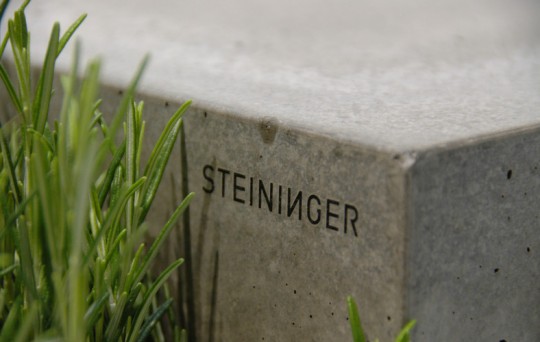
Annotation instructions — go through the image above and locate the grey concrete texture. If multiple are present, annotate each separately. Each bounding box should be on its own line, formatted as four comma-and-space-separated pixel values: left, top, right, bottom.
407, 129, 540, 341
16, 0, 540, 152
4, 0, 539, 340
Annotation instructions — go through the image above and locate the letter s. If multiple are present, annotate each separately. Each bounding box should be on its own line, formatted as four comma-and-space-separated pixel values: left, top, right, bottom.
203, 165, 215, 193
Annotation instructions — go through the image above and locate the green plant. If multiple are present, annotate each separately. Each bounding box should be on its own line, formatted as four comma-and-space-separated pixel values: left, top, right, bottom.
347, 296, 416, 342
0, 1, 193, 340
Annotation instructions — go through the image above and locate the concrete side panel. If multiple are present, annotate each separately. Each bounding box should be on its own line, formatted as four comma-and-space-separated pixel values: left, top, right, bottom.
183, 108, 409, 341
408, 129, 540, 341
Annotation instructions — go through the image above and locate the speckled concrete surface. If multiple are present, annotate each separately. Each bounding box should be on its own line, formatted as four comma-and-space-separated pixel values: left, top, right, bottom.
13, 0, 540, 152
4, 0, 540, 340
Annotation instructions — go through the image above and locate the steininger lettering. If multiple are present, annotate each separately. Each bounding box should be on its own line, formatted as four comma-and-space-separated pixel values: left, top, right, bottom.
202, 164, 359, 237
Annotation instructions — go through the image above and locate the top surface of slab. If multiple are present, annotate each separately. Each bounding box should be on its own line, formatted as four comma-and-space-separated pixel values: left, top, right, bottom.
16, 0, 540, 152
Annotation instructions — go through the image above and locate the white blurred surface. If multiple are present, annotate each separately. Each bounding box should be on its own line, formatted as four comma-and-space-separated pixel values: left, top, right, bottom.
7, 0, 540, 151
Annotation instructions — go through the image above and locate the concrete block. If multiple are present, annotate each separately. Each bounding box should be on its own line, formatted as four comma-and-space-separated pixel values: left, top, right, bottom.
6, 0, 540, 340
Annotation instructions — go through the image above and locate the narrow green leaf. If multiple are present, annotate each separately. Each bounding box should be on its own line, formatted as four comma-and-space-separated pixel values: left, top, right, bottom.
128, 258, 184, 342
0, 30, 10, 58
0, 0, 10, 25
13, 303, 38, 342
78, 60, 101, 127
84, 177, 146, 266
106, 176, 146, 233
18, 0, 30, 12
394, 320, 416, 342
31, 137, 57, 260
26, 128, 55, 153
0, 64, 23, 113
103, 229, 126, 268
98, 140, 126, 207
15, 217, 38, 302
125, 101, 138, 235
90, 185, 103, 227
125, 281, 143, 314
33, 22, 60, 134
347, 296, 366, 342
133, 192, 194, 285
105, 291, 129, 341
109, 55, 150, 140
179, 328, 188, 342
84, 292, 109, 328
5, 191, 36, 228
0, 263, 16, 277
8, 18, 31, 121
109, 164, 124, 209
139, 100, 191, 222
136, 298, 173, 342
0, 128, 21, 203
59, 42, 80, 126
0, 289, 5, 316
135, 102, 144, 165
125, 243, 145, 291
0, 298, 21, 340
14, 10, 28, 48
57, 13, 87, 56
89, 104, 104, 128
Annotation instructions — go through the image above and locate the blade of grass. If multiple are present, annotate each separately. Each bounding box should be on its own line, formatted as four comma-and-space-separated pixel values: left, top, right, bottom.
105, 291, 129, 341
123, 242, 145, 292
109, 55, 149, 140
0, 0, 10, 24
106, 176, 145, 234
125, 101, 138, 236
0, 29, 10, 58
0, 128, 22, 203
83, 177, 146, 267
30, 135, 58, 264
133, 192, 193, 285
109, 164, 124, 210
15, 216, 38, 303
84, 291, 109, 328
0, 298, 21, 340
8, 13, 31, 121
394, 320, 416, 342
98, 140, 126, 207
57, 13, 87, 56
0, 289, 5, 315
0, 64, 23, 114
5, 191, 35, 228
347, 296, 366, 342
26, 128, 55, 153
13, 9, 28, 49
33, 22, 60, 134
136, 298, 174, 342
128, 258, 184, 342
103, 229, 126, 268
18, 0, 30, 12
59, 42, 80, 128
138, 100, 191, 222
0, 263, 16, 277
13, 303, 38, 342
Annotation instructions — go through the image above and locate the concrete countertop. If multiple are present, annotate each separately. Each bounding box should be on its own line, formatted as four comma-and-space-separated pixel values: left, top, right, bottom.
10, 0, 540, 152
